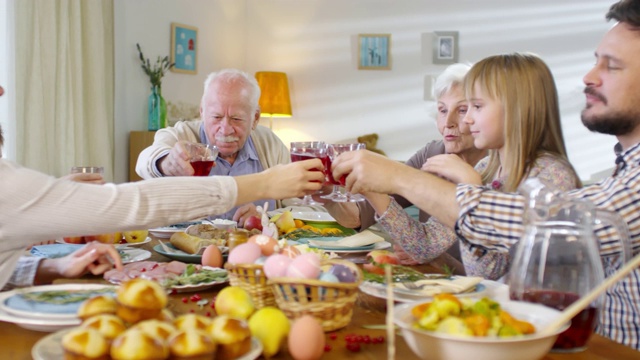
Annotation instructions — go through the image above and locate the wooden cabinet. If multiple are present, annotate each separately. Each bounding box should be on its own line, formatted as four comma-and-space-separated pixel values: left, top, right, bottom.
128, 131, 156, 182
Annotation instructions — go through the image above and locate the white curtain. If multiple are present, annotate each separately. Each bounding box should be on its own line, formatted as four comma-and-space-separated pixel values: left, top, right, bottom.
14, 0, 114, 179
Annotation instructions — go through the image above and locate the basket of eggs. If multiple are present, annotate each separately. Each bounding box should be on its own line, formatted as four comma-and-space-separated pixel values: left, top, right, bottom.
223, 234, 284, 309
265, 254, 363, 332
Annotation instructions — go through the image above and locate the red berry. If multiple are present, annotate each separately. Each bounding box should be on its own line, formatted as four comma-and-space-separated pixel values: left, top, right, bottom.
141, 268, 146, 272
190, 294, 202, 302
363, 335, 371, 344
169, 289, 177, 295
346, 342, 361, 352
329, 333, 337, 340
181, 297, 188, 303
324, 344, 332, 352
355, 335, 364, 343
189, 309, 195, 313
205, 312, 211, 317
376, 336, 385, 343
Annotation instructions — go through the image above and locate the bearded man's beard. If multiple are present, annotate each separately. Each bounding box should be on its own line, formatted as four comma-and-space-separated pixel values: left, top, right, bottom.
581, 109, 640, 136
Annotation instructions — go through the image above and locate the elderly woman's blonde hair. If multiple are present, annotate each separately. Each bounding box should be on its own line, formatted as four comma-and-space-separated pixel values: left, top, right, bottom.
464, 52, 579, 192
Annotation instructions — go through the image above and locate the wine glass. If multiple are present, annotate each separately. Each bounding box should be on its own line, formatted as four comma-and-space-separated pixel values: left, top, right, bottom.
324, 143, 366, 203
290, 141, 326, 206
185, 143, 219, 176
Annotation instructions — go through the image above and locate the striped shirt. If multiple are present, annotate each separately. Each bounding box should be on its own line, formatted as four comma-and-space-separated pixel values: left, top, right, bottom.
455, 142, 640, 350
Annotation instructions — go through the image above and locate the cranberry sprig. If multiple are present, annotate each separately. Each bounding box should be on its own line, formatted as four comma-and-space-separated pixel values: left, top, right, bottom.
329, 332, 386, 353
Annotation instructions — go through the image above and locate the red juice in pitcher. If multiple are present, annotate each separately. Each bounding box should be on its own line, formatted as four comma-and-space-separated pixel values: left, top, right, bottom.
191, 160, 214, 176
519, 290, 597, 351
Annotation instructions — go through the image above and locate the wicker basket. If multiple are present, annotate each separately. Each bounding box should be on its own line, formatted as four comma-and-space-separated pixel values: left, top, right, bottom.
223, 263, 276, 309
268, 258, 363, 332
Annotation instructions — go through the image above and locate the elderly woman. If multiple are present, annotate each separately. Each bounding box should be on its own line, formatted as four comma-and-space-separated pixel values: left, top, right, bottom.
323, 63, 487, 271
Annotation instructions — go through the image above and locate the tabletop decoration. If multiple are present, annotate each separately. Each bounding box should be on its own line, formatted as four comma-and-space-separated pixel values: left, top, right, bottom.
136, 43, 174, 131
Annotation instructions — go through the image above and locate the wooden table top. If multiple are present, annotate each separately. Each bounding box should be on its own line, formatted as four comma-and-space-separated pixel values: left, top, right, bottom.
0, 239, 638, 360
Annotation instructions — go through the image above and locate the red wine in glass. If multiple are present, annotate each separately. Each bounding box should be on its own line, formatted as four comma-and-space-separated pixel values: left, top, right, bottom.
322, 156, 340, 185
517, 290, 597, 351
191, 160, 215, 176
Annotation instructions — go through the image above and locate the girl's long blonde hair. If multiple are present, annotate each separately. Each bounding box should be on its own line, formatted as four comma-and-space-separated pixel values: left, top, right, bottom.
464, 53, 580, 192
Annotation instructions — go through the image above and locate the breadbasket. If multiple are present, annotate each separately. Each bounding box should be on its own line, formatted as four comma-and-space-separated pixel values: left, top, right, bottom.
223, 263, 276, 308
268, 258, 363, 331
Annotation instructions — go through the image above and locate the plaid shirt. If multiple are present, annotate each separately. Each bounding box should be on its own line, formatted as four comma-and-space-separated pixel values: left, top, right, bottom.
455, 142, 640, 350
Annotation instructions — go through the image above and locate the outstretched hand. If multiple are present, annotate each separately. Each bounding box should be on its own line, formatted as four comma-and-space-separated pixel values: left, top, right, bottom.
421, 154, 482, 185
261, 159, 325, 199
54, 242, 123, 278
331, 149, 408, 195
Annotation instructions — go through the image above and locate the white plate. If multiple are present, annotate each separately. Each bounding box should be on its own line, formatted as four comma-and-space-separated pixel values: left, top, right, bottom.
290, 211, 337, 223
55, 237, 152, 248
359, 278, 508, 303
119, 248, 152, 264
32, 329, 263, 360
0, 284, 116, 322
149, 221, 206, 238
326, 240, 391, 254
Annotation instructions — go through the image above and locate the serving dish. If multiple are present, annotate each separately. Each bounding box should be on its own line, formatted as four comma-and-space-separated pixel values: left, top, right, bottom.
152, 243, 203, 263
290, 211, 337, 223
32, 329, 263, 360
393, 299, 569, 360
55, 237, 152, 248
149, 221, 205, 238
359, 277, 503, 303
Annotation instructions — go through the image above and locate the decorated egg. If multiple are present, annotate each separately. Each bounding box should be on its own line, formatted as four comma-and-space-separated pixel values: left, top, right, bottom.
286, 253, 321, 279
227, 242, 262, 264
263, 254, 293, 279
319, 272, 339, 283
281, 245, 301, 259
247, 234, 279, 256
328, 264, 356, 283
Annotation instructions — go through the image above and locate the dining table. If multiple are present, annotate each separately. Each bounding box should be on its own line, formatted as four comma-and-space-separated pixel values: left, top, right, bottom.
0, 237, 638, 360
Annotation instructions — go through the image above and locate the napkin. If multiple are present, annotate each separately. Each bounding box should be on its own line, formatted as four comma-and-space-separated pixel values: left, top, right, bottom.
30, 244, 84, 258
394, 276, 483, 296
307, 230, 384, 249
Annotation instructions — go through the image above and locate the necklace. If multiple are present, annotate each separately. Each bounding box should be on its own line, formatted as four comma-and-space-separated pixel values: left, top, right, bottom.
491, 166, 504, 190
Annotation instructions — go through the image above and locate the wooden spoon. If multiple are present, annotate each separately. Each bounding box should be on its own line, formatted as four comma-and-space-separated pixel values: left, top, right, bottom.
541, 251, 640, 335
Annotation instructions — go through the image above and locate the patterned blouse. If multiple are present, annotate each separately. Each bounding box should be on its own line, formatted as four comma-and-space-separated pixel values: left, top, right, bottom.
455, 142, 640, 350
376, 153, 579, 280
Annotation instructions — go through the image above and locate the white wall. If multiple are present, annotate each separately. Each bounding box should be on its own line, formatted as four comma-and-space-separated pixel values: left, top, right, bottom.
114, 0, 616, 183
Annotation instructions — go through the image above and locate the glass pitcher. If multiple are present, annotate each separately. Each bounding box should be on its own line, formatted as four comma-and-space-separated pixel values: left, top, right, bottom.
508, 178, 631, 352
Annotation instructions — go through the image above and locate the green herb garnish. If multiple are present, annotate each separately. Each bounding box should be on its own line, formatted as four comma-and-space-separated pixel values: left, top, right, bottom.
162, 268, 228, 288
20, 288, 115, 305
363, 264, 451, 284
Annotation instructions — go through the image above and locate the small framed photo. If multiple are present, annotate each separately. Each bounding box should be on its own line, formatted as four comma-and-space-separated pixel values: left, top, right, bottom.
358, 34, 391, 70
432, 31, 459, 65
170, 22, 198, 74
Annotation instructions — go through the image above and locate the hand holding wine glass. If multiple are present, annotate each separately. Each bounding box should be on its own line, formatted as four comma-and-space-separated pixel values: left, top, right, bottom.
290, 141, 326, 205
185, 143, 219, 176
325, 143, 366, 202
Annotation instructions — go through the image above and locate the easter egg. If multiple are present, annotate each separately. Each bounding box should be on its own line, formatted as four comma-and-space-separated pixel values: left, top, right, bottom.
263, 254, 293, 279
288, 315, 325, 360
227, 242, 262, 264
201, 245, 224, 268
286, 253, 321, 279
281, 245, 301, 259
328, 264, 356, 283
248, 234, 279, 256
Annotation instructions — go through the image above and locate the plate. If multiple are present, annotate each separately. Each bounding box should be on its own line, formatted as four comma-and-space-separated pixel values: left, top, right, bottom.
0, 284, 116, 321
320, 240, 391, 254
169, 267, 229, 293
149, 221, 205, 238
153, 243, 202, 264
305, 237, 376, 251
55, 237, 152, 248
32, 329, 263, 360
291, 211, 337, 223
359, 278, 507, 303
119, 248, 152, 264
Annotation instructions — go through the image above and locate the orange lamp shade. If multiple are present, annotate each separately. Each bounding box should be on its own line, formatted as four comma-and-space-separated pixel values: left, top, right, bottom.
255, 71, 292, 117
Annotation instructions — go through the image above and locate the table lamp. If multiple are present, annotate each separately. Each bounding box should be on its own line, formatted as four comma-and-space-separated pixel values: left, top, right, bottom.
255, 71, 292, 129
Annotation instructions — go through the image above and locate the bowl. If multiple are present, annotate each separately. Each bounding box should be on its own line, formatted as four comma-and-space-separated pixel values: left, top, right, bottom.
208, 219, 238, 231
393, 299, 570, 360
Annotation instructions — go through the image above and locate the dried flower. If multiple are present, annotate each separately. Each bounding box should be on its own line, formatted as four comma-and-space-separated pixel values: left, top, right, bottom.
136, 43, 174, 87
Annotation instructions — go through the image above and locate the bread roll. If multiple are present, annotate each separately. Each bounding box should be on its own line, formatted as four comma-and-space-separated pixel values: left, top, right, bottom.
168, 329, 216, 360
207, 315, 252, 360
173, 314, 211, 331
81, 314, 127, 341
62, 327, 110, 360
131, 319, 177, 342
110, 328, 169, 360
116, 279, 167, 324
169, 232, 216, 254
77, 295, 118, 321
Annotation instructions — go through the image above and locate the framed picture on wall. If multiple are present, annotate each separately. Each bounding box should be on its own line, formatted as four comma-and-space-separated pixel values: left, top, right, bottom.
432, 31, 459, 64
170, 23, 198, 74
358, 34, 391, 70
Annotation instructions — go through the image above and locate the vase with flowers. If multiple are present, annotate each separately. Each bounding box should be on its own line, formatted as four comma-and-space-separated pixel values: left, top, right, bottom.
136, 43, 174, 131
